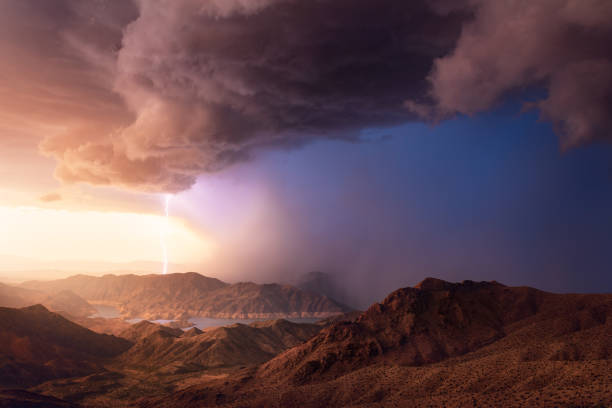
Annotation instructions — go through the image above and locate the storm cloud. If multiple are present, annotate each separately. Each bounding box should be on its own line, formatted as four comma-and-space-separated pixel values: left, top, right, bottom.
3, 0, 612, 192
39, 0, 465, 192
408, 0, 612, 149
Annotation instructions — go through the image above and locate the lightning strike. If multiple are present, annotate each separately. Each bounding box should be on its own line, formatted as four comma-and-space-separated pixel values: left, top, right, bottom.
160, 194, 172, 274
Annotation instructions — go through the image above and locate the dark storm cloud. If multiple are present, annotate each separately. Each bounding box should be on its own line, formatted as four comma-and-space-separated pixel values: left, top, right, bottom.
36, 0, 467, 192
3, 0, 612, 192
0, 0, 136, 123
407, 0, 612, 149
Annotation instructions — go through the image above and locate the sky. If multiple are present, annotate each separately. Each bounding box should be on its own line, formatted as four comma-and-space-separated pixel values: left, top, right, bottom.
1, 0, 611, 306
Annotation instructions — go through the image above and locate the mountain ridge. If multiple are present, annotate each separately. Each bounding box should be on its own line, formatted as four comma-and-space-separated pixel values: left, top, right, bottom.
8, 277, 612, 407
0, 304, 131, 388
137, 277, 612, 407
21, 272, 350, 320
0, 282, 95, 317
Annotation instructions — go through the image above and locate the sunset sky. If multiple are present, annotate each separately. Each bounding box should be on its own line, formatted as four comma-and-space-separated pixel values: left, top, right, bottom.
1, 0, 611, 305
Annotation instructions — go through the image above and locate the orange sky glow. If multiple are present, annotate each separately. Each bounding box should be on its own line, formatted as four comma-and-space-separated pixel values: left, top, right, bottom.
0, 204, 214, 277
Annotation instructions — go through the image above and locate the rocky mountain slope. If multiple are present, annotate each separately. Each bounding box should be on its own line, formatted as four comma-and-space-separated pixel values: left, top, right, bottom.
0, 283, 95, 317
58, 314, 132, 337
40, 290, 96, 318
22, 272, 349, 319
0, 390, 79, 408
31, 319, 323, 406
116, 319, 322, 374
9, 278, 612, 407
119, 320, 184, 343
137, 278, 612, 407
0, 305, 131, 388
260, 278, 536, 384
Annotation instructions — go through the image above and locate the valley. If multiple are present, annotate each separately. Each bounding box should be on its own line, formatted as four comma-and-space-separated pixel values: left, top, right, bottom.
1, 277, 611, 407
20, 272, 350, 320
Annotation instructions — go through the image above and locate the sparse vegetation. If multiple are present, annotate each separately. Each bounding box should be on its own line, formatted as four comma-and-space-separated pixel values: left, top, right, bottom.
2, 278, 612, 407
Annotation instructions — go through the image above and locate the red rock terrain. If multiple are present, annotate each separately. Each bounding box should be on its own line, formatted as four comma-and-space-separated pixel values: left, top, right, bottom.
137, 278, 612, 407
0, 305, 131, 388
0, 389, 78, 408
116, 319, 322, 374
6, 278, 612, 407
31, 319, 324, 406
58, 314, 132, 337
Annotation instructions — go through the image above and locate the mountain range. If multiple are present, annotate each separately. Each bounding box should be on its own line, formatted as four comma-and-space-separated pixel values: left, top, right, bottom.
2, 277, 611, 407
0, 305, 130, 389
0, 282, 95, 317
139, 278, 612, 407
116, 319, 322, 374
22, 272, 350, 320
28, 317, 326, 406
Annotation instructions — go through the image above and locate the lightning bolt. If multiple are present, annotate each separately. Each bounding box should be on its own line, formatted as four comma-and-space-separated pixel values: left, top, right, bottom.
160, 194, 172, 274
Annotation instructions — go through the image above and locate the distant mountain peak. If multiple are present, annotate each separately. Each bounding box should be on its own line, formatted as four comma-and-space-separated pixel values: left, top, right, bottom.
414, 277, 505, 291
414, 277, 452, 290
182, 327, 203, 337
20, 303, 49, 313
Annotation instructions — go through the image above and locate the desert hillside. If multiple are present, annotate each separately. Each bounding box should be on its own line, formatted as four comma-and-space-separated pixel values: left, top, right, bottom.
31, 318, 324, 406
5, 278, 612, 407
137, 278, 612, 407
22, 272, 349, 319
116, 319, 322, 373
0, 390, 79, 408
0, 305, 131, 388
